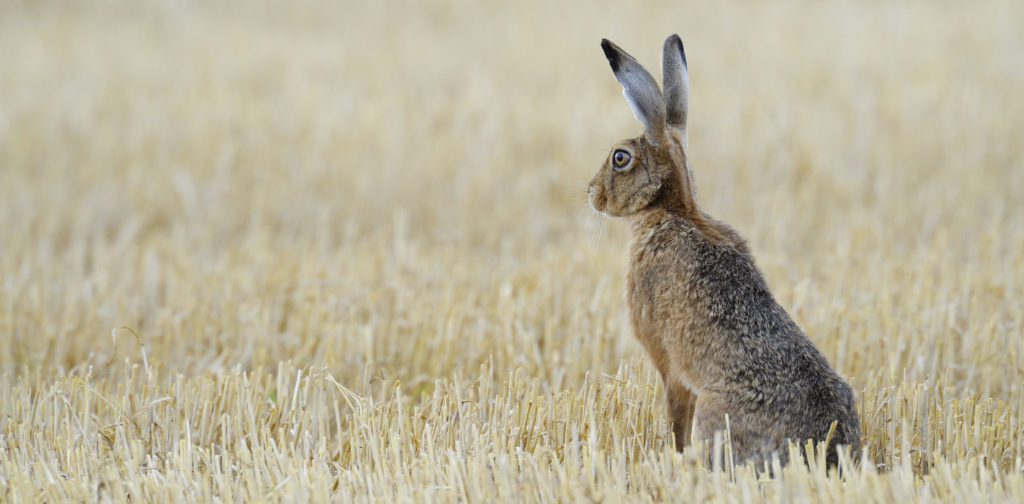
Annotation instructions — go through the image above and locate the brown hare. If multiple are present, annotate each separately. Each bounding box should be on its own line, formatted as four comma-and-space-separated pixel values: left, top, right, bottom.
588, 35, 860, 469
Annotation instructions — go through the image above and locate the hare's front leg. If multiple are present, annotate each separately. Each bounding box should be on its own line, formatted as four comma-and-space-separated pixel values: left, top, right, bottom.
666, 381, 697, 451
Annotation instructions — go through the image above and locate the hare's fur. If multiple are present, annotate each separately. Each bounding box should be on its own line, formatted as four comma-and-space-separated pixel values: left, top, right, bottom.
588, 36, 860, 468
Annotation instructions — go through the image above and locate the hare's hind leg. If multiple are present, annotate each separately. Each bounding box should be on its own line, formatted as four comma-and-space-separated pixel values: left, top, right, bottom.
693, 391, 775, 468
665, 381, 696, 451
692, 392, 726, 465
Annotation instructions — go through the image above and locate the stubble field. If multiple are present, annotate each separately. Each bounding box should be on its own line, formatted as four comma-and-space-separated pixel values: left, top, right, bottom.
1, 0, 1023, 501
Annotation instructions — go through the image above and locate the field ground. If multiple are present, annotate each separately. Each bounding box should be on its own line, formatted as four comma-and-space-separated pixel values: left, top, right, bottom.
2, 0, 1023, 501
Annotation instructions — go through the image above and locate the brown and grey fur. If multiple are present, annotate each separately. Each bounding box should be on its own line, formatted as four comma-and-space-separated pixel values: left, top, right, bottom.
588, 35, 860, 468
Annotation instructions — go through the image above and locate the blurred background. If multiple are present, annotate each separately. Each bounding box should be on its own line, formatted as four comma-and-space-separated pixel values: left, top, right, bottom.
1, 0, 1022, 398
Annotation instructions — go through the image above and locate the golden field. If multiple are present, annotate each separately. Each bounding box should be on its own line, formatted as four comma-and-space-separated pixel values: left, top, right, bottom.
1, 0, 1023, 501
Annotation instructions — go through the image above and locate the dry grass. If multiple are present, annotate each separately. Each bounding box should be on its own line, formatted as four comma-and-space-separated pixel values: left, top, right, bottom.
2, 0, 1023, 501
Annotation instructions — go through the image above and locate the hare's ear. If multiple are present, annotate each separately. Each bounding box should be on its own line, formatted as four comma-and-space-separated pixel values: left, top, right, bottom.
662, 34, 688, 130
601, 39, 666, 145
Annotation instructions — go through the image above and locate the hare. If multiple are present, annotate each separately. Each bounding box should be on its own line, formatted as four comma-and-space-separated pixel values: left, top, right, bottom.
588, 35, 860, 469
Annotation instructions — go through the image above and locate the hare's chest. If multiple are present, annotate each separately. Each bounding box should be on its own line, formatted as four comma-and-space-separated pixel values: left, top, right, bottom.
625, 257, 708, 386
626, 253, 700, 338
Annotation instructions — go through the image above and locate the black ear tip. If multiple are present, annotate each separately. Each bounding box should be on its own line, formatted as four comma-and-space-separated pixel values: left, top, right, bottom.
600, 39, 620, 71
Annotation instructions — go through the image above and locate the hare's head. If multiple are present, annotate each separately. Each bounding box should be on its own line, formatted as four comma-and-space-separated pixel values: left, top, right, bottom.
588, 35, 693, 217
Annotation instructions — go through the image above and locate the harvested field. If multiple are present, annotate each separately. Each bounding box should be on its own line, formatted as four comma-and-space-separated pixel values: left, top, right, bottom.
1, 1, 1022, 501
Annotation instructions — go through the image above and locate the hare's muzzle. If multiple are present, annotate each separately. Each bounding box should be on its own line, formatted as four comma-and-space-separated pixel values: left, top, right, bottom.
587, 184, 601, 212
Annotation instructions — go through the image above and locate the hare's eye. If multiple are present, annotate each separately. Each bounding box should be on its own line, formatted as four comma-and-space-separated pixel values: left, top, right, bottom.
612, 149, 632, 169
